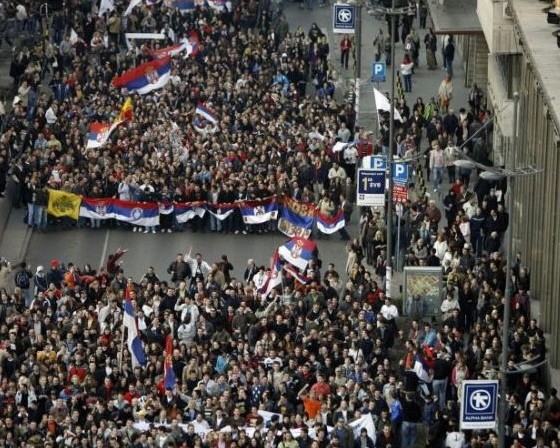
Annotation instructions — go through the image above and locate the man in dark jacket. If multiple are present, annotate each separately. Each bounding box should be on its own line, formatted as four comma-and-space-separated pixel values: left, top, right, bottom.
167, 253, 192, 285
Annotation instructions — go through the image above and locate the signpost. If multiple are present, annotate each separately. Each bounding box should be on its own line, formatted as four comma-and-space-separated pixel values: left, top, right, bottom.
460, 380, 499, 430
333, 3, 356, 34
371, 61, 386, 84
356, 169, 385, 207
363, 155, 409, 184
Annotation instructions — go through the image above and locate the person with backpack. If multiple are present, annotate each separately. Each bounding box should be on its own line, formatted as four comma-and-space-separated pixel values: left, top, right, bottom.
14, 261, 33, 306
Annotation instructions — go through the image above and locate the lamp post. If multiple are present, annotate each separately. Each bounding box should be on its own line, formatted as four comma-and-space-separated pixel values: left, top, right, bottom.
453, 93, 542, 444
371, 0, 416, 297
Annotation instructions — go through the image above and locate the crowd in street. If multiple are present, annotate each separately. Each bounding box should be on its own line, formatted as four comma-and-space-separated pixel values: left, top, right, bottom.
0, 0, 557, 448
0, 0, 363, 234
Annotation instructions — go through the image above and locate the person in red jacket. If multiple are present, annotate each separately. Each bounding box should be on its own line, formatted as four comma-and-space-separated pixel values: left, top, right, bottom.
340, 35, 352, 70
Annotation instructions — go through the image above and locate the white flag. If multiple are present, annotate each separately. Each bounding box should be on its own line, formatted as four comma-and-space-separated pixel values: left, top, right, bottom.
98, 0, 115, 17
124, 0, 142, 15
69, 28, 79, 45
373, 87, 404, 123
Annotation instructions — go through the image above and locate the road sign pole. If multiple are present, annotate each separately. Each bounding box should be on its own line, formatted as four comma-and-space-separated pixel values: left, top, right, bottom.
385, 0, 397, 297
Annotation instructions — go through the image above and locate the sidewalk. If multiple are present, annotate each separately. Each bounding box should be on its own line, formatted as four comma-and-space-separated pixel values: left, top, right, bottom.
283, 3, 470, 296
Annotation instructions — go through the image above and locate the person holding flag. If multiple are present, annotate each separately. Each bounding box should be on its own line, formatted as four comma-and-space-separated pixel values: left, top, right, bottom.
123, 286, 147, 368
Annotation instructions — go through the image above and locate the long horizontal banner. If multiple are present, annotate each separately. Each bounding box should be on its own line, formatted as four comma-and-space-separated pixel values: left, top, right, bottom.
47, 192, 347, 235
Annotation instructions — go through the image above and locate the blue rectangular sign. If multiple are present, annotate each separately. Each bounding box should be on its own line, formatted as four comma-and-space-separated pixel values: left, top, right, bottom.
460, 380, 499, 430
365, 156, 409, 183
371, 62, 386, 82
356, 169, 385, 207
333, 4, 356, 34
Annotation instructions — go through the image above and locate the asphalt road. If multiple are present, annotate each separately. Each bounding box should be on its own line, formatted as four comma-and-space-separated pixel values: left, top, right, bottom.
21, 221, 360, 282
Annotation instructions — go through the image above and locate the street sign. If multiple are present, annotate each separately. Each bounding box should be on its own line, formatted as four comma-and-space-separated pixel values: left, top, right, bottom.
356, 169, 385, 207
393, 183, 408, 203
371, 62, 386, 83
363, 156, 409, 184
460, 380, 499, 430
333, 3, 356, 34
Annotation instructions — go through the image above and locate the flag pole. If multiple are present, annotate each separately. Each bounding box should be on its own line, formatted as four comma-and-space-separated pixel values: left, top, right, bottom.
119, 300, 126, 372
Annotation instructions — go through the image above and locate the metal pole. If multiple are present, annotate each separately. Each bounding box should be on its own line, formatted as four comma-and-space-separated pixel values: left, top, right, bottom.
396, 206, 401, 271
498, 91, 519, 448
385, 0, 397, 297
354, 2, 362, 80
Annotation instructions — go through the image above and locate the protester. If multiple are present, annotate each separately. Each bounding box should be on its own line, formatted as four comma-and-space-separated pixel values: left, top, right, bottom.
0, 2, 552, 448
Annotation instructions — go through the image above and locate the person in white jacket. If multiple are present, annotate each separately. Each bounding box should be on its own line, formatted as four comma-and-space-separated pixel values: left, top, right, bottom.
185, 249, 211, 285
400, 53, 414, 92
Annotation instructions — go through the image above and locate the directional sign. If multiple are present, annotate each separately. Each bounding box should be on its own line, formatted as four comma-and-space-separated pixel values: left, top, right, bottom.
460, 380, 499, 430
333, 3, 356, 34
362, 155, 409, 184
371, 62, 386, 83
357, 169, 385, 207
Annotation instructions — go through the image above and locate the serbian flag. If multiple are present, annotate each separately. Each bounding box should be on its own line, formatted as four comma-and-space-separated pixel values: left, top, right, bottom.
258, 250, 283, 297
86, 122, 120, 149
195, 104, 217, 124
316, 210, 346, 235
413, 353, 432, 383
118, 97, 133, 122
175, 0, 195, 10
80, 197, 114, 219
278, 237, 316, 270
240, 199, 278, 224
207, 0, 228, 11
112, 57, 171, 95
124, 295, 147, 367
149, 42, 188, 59
283, 264, 311, 285
206, 203, 236, 221
185, 34, 200, 57
112, 200, 160, 226
174, 203, 207, 223
164, 334, 176, 389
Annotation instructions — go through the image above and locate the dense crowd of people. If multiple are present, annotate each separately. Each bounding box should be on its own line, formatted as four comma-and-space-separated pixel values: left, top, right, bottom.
0, 0, 364, 234
0, 0, 557, 448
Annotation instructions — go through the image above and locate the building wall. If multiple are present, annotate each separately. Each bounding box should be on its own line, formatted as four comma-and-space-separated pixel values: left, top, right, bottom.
478, 0, 560, 367
515, 60, 560, 367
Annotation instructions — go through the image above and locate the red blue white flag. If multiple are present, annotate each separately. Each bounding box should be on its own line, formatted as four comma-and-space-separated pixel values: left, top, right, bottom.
112, 200, 160, 227
164, 334, 176, 389
123, 295, 147, 367
240, 199, 278, 224
278, 237, 316, 270
258, 250, 283, 297
86, 121, 121, 149
316, 209, 346, 235
112, 57, 171, 95
195, 103, 218, 124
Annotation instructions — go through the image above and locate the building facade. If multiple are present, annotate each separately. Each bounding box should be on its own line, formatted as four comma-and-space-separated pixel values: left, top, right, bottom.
477, 0, 560, 366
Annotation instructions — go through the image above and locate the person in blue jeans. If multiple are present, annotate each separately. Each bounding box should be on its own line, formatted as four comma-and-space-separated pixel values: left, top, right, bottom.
401, 53, 414, 92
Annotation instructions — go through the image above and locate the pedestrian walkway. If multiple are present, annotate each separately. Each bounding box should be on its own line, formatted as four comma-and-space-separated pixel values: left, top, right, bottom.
284, 2, 470, 131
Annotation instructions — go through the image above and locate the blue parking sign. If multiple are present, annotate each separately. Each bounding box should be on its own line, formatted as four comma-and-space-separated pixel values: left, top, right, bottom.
460, 380, 499, 430
371, 62, 386, 82
363, 156, 409, 183
333, 4, 356, 34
